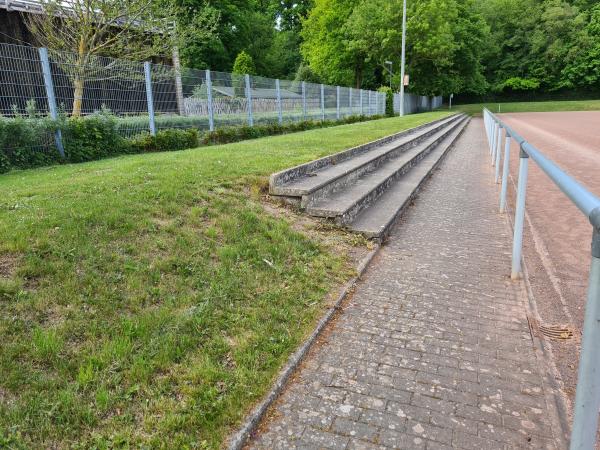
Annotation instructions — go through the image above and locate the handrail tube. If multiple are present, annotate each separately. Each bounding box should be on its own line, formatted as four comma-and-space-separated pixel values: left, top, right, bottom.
483, 108, 600, 227
521, 141, 600, 224
483, 107, 600, 449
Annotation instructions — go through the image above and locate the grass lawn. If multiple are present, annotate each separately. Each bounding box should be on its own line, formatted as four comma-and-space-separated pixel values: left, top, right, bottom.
0, 111, 450, 449
451, 99, 600, 116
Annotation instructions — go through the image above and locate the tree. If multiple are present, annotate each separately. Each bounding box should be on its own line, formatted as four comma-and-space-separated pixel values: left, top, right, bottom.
274, 0, 314, 32
561, 4, 600, 89
24, 0, 217, 116
232, 51, 255, 97
232, 51, 256, 75
301, 0, 362, 87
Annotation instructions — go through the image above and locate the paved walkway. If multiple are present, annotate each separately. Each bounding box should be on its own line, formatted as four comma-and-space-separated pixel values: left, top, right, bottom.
249, 118, 559, 449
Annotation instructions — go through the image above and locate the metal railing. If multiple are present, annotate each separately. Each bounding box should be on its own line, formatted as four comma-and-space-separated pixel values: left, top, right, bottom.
483, 108, 600, 450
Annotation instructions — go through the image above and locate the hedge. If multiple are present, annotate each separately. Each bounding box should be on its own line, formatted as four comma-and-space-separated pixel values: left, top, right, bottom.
0, 111, 384, 174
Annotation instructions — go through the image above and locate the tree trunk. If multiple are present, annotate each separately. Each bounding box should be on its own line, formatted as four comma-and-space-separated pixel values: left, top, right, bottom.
71, 38, 87, 117
172, 47, 186, 116
72, 76, 84, 117
354, 63, 363, 89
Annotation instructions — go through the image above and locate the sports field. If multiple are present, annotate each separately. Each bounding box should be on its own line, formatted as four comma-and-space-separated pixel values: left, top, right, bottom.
500, 111, 600, 400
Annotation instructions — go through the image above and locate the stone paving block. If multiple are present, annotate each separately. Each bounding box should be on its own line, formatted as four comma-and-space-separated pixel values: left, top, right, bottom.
248, 118, 558, 449
300, 427, 350, 450
379, 428, 427, 449
359, 408, 406, 432
331, 417, 380, 442
452, 430, 501, 450
346, 392, 388, 411
346, 439, 387, 450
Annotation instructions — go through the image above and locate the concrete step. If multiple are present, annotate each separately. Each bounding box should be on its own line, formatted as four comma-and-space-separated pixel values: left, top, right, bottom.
348, 117, 470, 240
269, 114, 464, 204
305, 116, 467, 224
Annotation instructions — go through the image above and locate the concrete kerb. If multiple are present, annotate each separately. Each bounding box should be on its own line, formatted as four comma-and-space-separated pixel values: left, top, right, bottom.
226, 243, 382, 450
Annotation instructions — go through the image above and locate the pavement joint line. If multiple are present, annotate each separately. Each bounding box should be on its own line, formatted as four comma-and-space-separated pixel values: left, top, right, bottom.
227, 243, 382, 450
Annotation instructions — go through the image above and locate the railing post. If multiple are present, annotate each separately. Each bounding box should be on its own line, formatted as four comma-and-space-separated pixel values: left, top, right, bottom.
38, 47, 64, 158
511, 145, 529, 279
484, 112, 490, 147
205, 69, 214, 132
336, 86, 340, 120
143, 61, 156, 136
349, 88, 353, 116
492, 124, 501, 165
276, 79, 283, 125
301, 81, 307, 121
320, 83, 325, 121
491, 122, 498, 155
494, 125, 502, 166
571, 222, 600, 450
495, 127, 504, 183
245, 74, 253, 127
499, 135, 511, 212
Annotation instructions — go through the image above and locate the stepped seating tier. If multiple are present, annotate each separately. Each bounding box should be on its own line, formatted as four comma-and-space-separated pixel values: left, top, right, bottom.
269, 113, 470, 240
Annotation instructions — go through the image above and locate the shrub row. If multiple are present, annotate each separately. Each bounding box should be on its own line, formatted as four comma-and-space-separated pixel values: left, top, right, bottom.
0, 111, 384, 173
200, 114, 384, 146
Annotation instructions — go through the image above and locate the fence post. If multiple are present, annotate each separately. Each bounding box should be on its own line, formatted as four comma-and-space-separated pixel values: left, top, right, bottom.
571, 226, 600, 450
375, 91, 379, 115
302, 81, 307, 121
495, 127, 504, 183
205, 69, 215, 132
276, 79, 283, 125
143, 61, 156, 136
38, 47, 64, 158
320, 84, 325, 121
360, 89, 364, 115
499, 135, 511, 212
368, 91, 372, 116
245, 74, 254, 127
336, 86, 340, 120
349, 88, 353, 116
490, 122, 497, 155
511, 145, 529, 279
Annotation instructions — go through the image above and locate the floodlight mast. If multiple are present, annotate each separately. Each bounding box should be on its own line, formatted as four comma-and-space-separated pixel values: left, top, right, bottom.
399, 0, 407, 117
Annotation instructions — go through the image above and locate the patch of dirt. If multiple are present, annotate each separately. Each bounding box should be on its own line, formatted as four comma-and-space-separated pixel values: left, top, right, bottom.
260, 195, 374, 271
0, 253, 19, 279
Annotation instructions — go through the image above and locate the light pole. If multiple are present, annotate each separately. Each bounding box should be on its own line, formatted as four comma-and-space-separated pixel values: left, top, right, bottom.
384, 60, 393, 90
399, 0, 407, 117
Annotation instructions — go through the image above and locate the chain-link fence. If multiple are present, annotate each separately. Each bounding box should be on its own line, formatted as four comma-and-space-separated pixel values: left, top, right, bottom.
0, 42, 389, 136
0, 42, 448, 161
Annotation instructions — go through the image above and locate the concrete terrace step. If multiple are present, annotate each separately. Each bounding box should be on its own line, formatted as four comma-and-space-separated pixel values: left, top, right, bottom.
269, 114, 464, 203
349, 117, 470, 240
305, 117, 467, 225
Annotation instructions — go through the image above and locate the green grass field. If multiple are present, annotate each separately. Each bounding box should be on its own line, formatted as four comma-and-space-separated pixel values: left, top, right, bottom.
451, 99, 600, 116
0, 111, 450, 449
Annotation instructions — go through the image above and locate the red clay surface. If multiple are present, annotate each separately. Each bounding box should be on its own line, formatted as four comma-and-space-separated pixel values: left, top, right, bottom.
499, 111, 600, 402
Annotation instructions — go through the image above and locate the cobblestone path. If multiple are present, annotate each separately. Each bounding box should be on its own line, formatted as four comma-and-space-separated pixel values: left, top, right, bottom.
248, 118, 560, 449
